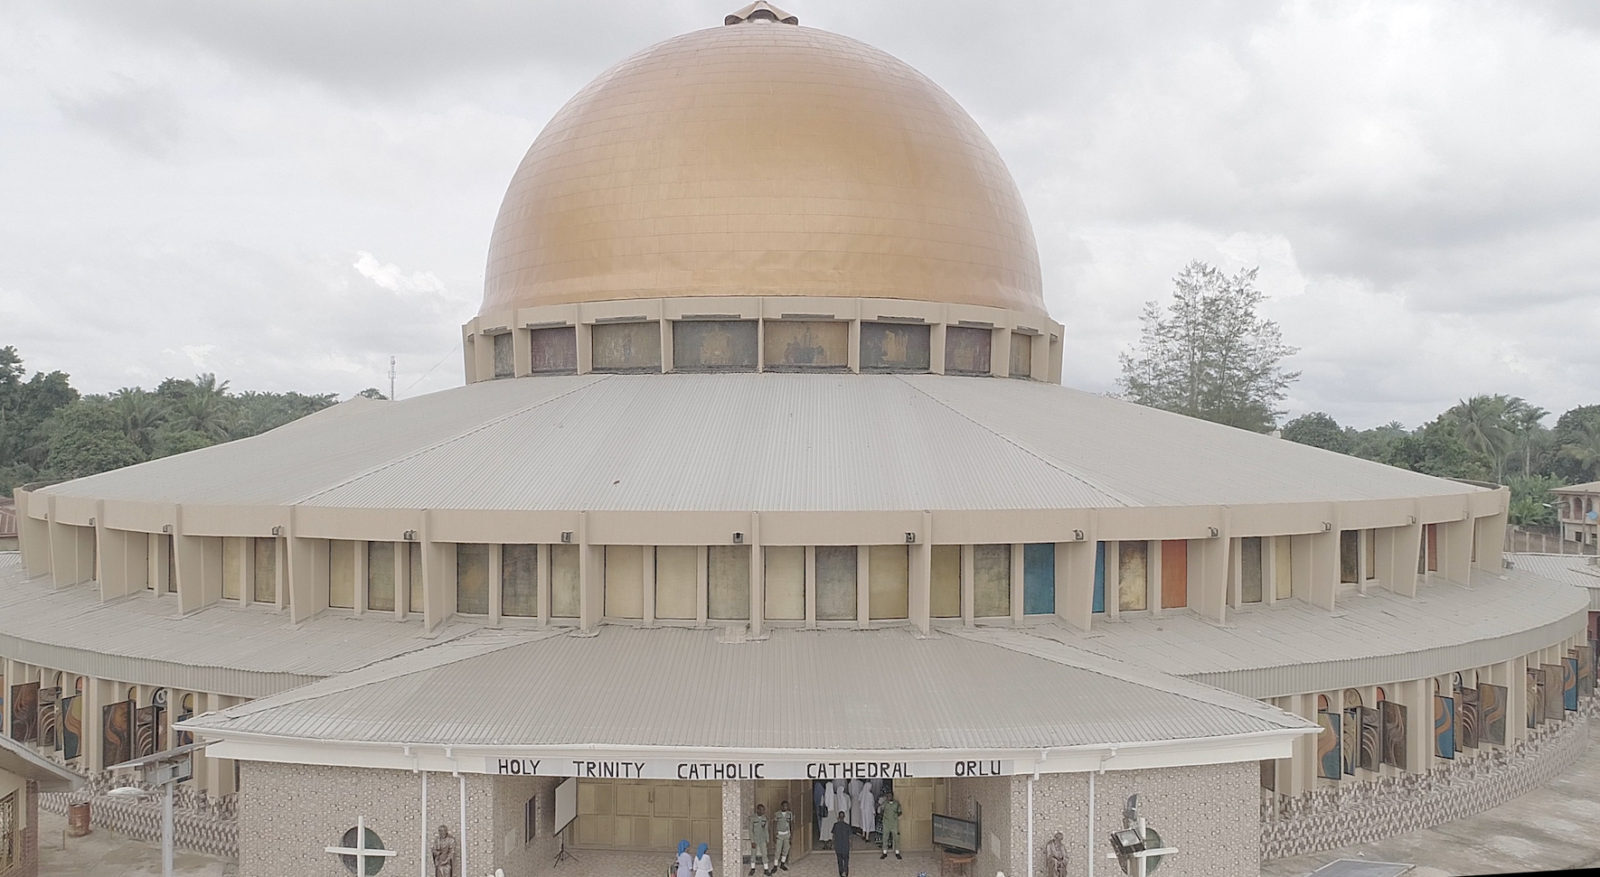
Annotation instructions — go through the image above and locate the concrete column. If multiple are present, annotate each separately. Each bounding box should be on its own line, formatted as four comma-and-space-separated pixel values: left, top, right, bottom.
749, 514, 764, 636
641, 545, 656, 626
1195, 528, 1229, 624
578, 512, 599, 631
909, 511, 933, 634
1308, 528, 1338, 610
85, 677, 106, 773
660, 319, 674, 373
1474, 511, 1507, 571
804, 545, 818, 627
99, 527, 136, 600
697, 545, 710, 626
856, 544, 870, 628
929, 323, 947, 374
990, 328, 1009, 377
461, 330, 477, 382
1406, 679, 1432, 773
1009, 542, 1024, 625
15, 490, 51, 578
48, 518, 93, 588
722, 778, 753, 877
960, 545, 975, 625
1057, 536, 1094, 632
576, 323, 593, 374
846, 320, 861, 373
513, 326, 532, 377
355, 540, 371, 616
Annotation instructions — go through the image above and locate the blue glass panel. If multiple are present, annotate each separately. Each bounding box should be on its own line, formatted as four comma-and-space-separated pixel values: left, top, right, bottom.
1023, 542, 1055, 615
1093, 542, 1106, 613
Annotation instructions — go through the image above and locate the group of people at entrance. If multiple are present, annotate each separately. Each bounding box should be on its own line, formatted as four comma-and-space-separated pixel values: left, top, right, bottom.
825, 792, 901, 877
813, 779, 892, 847
745, 801, 796, 875
675, 840, 714, 877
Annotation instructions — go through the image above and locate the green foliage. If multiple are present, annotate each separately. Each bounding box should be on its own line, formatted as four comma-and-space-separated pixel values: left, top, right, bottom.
1, 347, 341, 496
1507, 475, 1562, 527
1281, 412, 1352, 453
1118, 261, 1300, 432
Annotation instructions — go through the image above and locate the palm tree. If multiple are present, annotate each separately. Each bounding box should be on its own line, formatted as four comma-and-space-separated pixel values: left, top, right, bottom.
1447, 395, 1514, 482
110, 388, 165, 455
1561, 420, 1600, 482
1502, 396, 1550, 478
170, 375, 234, 441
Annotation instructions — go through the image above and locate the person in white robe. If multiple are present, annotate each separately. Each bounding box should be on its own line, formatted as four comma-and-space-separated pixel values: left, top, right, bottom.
856, 784, 876, 839
831, 783, 852, 836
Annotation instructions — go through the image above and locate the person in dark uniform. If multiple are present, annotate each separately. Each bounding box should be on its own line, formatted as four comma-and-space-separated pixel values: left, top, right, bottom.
830, 811, 853, 877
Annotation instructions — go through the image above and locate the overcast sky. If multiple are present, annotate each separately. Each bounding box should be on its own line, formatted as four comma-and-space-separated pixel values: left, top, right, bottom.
3, 0, 1597, 429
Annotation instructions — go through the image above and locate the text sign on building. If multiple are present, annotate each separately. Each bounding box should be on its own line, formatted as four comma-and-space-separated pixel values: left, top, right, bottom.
488, 757, 1015, 780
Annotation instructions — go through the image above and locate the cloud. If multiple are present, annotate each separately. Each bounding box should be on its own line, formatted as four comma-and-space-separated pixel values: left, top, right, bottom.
0, 0, 1596, 430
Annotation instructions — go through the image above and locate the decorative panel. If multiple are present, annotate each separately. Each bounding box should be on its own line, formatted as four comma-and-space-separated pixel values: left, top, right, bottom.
867, 544, 909, 620
1541, 664, 1564, 721
1433, 695, 1455, 760
930, 545, 960, 618
502, 544, 539, 617
368, 542, 396, 612
860, 322, 930, 372
551, 544, 581, 618
1339, 530, 1358, 584
1458, 687, 1480, 749
1240, 536, 1263, 603
222, 537, 243, 600
763, 321, 848, 370
529, 326, 578, 374
1480, 683, 1508, 746
1316, 711, 1340, 780
654, 546, 697, 620
1160, 539, 1187, 609
943, 326, 991, 375
10, 682, 37, 743
973, 543, 1011, 617
1527, 668, 1542, 729
36, 687, 59, 751
1358, 706, 1381, 771
604, 546, 645, 619
62, 695, 82, 760
762, 546, 804, 621
592, 322, 662, 372
1380, 701, 1407, 770
456, 543, 491, 615
1563, 658, 1579, 711
1022, 542, 1054, 615
1008, 332, 1032, 377
252, 538, 277, 603
1117, 541, 1148, 611
815, 546, 858, 621
135, 705, 159, 759
673, 320, 758, 371
1092, 542, 1106, 613
709, 545, 751, 620
328, 540, 356, 609
102, 700, 132, 767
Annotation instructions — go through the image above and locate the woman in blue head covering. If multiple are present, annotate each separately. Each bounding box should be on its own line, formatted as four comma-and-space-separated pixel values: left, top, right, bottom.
693, 842, 714, 876
676, 840, 693, 877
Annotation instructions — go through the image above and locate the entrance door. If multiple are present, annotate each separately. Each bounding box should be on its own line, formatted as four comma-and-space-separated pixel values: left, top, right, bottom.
801, 779, 946, 853
574, 779, 720, 853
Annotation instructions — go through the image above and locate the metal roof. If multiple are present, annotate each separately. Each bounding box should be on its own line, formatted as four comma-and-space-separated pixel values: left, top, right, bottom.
0, 553, 481, 698
1551, 480, 1600, 494
183, 625, 1312, 751
0, 733, 84, 792
36, 374, 1483, 513
1023, 563, 1590, 699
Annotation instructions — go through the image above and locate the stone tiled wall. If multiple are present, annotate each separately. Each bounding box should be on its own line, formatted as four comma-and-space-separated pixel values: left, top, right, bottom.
38, 770, 238, 860
720, 778, 750, 876
1262, 712, 1591, 860
1017, 763, 1259, 877
237, 762, 506, 877
946, 774, 1012, 877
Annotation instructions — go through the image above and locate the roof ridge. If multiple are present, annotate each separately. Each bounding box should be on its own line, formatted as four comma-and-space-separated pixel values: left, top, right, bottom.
291, 376, 611, 504
892, 376, 1137, 507
944, 626, 1314, 730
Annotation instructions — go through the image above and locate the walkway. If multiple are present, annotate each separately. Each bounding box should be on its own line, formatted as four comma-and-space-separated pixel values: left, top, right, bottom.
1263, 738, 1600, 876
34, 807, 233, 877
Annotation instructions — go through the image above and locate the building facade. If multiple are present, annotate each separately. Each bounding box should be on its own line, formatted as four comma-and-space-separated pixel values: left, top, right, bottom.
3, 5, 1594, 877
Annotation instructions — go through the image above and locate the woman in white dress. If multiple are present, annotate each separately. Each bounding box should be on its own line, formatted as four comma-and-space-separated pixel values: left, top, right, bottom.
676, 839, 693, 877
856, 783, 876, 839
693, 842, 714, 876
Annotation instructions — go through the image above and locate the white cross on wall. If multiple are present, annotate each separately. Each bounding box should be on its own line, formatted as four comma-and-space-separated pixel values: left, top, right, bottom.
325, 815, 397, 875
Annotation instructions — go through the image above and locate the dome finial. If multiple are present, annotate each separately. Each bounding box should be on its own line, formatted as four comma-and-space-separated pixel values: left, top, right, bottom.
725, 2, 798, 26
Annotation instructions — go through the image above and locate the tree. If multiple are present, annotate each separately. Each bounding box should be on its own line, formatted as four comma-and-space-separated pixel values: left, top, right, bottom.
1507, 474, 1561, 528
1553, 405, 1600, 483
109, 387, 165, 456
43, 402, 143, 479
1502, 397, 1549, 478
1560, 418, 1600, 482
356, 387, 388, 400
1281, 412, 1351, 453
1118, 261, 1300, 432
0, 346, 79, 483
1446, 395, 1514, 482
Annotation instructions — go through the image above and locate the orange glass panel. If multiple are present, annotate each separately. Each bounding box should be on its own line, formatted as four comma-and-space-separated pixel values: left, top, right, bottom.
1161, 540, 1188, 609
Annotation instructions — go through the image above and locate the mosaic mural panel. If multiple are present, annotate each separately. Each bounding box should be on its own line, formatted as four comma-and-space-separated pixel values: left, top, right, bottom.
1563, 658, 1579, 711
860, 322, 930, 371
102, 700, 133, 767
1458, 687, 1480, 750
61, 695, 81, 760
492, 332, 514, 378
1380, 701, 1407, 770
1240, 536, 1263, 603
550, 543, 581, 618
135, 705, 160, 758
528, 326, 578, 373
9, 682, 37, 743
501, 544, 539, 617
1433, 695, 1455, 760
367, 541, 396, 613
672, 320, 758, 371
1342, 707, 1358, 776
37, 687, 60, 751
1541, 664, 1565, 721
973, 543, 1012, 617
1480, 683, 1508, 746
763, 321, 847, 370
1339, 530, 1359, 584
1316, 711, 1341, 780
943, 325, 991, 374
1574, 645, 1594, 696
1358, 706, 1381, 772
591, 321, 662, 372
762, 545, 804, 621
708, 544, 750, 621
1261, 759, 1276, 791
253, 537, 277, 603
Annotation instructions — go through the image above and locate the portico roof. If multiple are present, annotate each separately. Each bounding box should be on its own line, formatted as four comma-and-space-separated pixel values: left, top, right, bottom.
0, 733, 84, 792
180, 625, 1312, 755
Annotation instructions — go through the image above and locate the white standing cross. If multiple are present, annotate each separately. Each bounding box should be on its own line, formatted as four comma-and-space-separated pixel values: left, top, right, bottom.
326, 815, 397, 875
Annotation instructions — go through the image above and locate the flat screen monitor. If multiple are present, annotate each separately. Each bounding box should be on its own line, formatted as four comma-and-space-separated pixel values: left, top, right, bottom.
932, 813, 980, 853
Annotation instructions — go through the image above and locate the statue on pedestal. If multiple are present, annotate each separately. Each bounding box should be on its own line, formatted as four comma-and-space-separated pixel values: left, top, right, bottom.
1044, 830, 1067, 877
431, 825, 458, 877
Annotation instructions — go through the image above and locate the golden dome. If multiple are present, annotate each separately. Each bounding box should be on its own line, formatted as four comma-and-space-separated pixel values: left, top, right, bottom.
481, 10, 1045, 317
